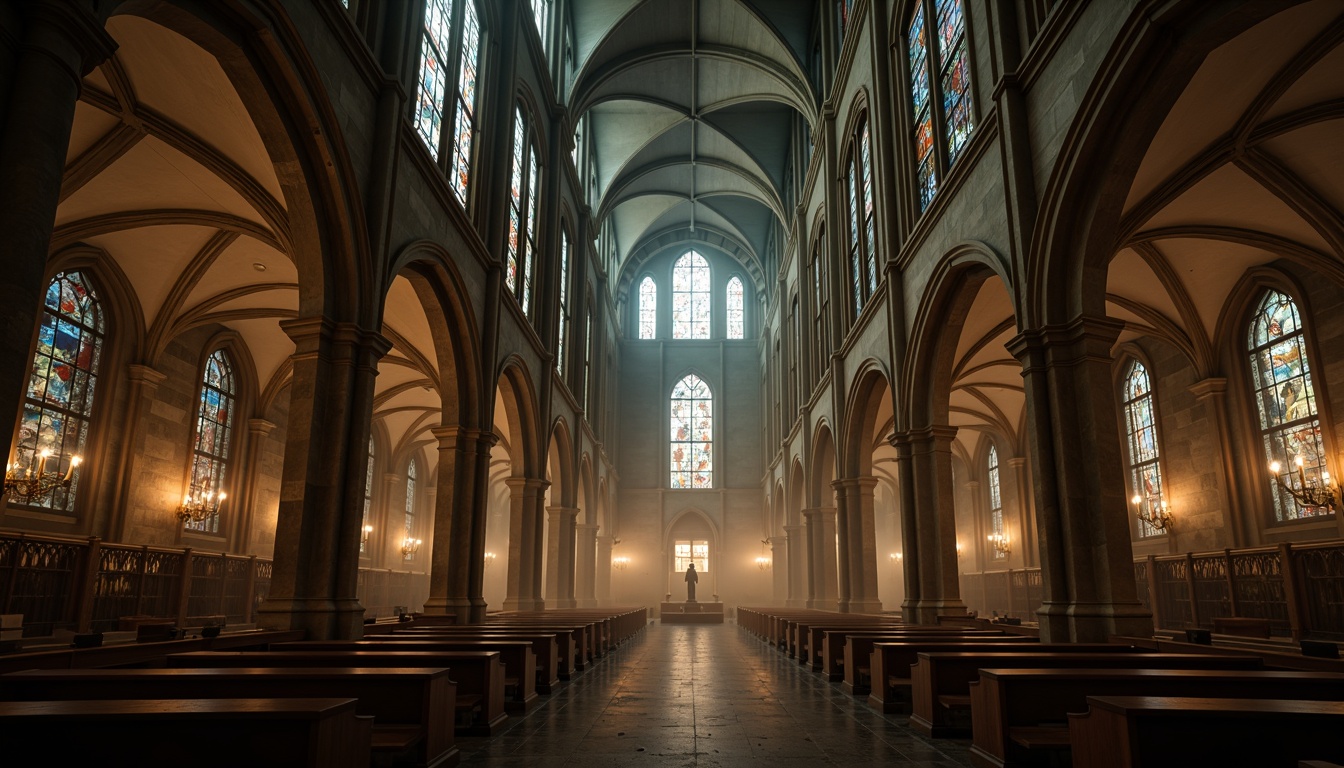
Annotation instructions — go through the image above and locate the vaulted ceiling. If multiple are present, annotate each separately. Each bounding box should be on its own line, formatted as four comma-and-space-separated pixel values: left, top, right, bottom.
569, 0, 817, 290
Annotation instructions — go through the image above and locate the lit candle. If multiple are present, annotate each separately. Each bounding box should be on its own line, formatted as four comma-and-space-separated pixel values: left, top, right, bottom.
36, 449, 51, 477
63, 456, 82, 482
1269, 461, 1282, 476
1295, 456, 1307, 487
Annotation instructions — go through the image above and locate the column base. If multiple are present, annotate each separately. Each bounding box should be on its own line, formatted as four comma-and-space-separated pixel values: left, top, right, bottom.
256, 597, 366, 640
468, 598, 489, 624
502, 597, 545, 612
1038, 600, 1154, 643
908, 599, 969, 626
420, 597, 471, 620
576, 598, 598, 608
848, 599, 884, 615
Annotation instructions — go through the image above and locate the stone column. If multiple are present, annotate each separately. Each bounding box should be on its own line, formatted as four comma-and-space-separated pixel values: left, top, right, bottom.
1006, 457, 1035, 566
0, 2, 114, 459
108, 364, 166, 541
769, 535, 787, 605
257, 320, 391, 640
381, 471, 404, 568
545, 505, 578, 608
831, 481, 853, 611
529, 480, 551, 609
466, 432, 498, 622
424, 426, 489, 619
803, 507, 838, 609
595, 535, 613, 604
836, 477, 882, 614
235, 418, 277, 553
502, 477, 547, 611
892, 432, 921, 619
784, 523, 806, 607
906, 425, 966, 624
1008, 318, 1153, 642
574, 522, 598, 607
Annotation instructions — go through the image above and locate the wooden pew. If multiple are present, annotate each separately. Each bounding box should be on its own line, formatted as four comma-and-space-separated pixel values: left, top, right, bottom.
362, 634, 561, 693
0, 697, 370, 768
395, 625, 584, 677
866, 640, 1117, 712
0, 667, 459, 768
838, 634, 1026, 694
0, 629, 305, 674
274, 640, 538, 713
910, 651, 1264, 737
1068, 696, 1344, 768
792, 620, 906, 665
969, 668, 1344, 768
168, 650, 507, 735
811, 625, 996, 673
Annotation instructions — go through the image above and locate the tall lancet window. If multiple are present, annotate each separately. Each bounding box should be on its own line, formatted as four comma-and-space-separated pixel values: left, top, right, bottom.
987, 444, 1004, 559
672, 251, 711, 339
1121, 360, 1166, 537
906, 0, 974, 210
557, 233, 570, 375
907, 4, 937, 209
506, 108, 540, 318
726, 276, 745, 339
449, 0, 481, 204
639, 276, 657, 339
1249, 290, 1331, 521
414, 0, 454, 159
186, 350, 236, 534
20, 271, 103, 512
361, 436, 375, 554
404, 459, 418, 560
670, 374, 713, 489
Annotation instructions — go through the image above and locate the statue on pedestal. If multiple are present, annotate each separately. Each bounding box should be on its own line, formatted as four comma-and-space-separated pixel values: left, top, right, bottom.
685, 562, 698, 602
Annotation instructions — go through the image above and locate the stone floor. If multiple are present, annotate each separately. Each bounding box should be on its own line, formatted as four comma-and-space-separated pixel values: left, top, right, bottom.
456, 620, 976, 766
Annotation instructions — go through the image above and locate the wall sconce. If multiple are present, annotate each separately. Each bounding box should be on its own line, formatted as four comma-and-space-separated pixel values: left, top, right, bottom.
987, 532, 1011, 556
1269, 457, 1336, 513
484, 551, 497, 568
755, 556, 771, 570
955, 542, 963, 558
890, 552, 903, 562
5, 449, 82, 504
612, 556, 630, 570
401, 534, 422, 558
1130, 494, 1172, 531
361, 524, 373, 546
176, 489, 225, 524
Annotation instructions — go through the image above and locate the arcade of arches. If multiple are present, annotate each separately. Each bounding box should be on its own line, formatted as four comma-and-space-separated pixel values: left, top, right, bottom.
3, 0, 1344, 648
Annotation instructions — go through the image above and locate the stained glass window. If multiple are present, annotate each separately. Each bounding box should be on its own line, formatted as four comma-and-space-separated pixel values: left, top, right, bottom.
674, 540, 709, 572
847, 158, 864, 316
670, 374, 712, 489
506, 108, 540, 318
860, 122, 877, 297
836, 0, 854, 44
449, 0, 481, 205
185, 350, 236, 534
1122, 360, 1166, 537
1248, 290, 1331, 521
726, 277, 745, 339
404, 459, 417, 560
531, 0, 549, 54
584, 310, 593, 409
18, 271, 102, 513
936, 0, 974, 165
987, 445, 1004, 558
811, 236, 829, 384
558, 233, 570, 375
672, 251, 711, 339
639, 276, 657, 339
908, 4, 937, 210
414, 0, 454, 159
361, 436, 375, 554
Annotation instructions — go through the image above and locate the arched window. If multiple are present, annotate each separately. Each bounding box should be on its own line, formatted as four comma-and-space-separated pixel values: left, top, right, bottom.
726, 276, 745, 339
1121, 359, 1166, 537
811, 234, 829, 385
987, 444, 1004, 559
672, 251, 710, 339
557, 232, 570, 374
906, 0, 974, 211
185, 350, 236, 534
18, 271, 103, 512
670, 374, 712, 489
1249, 290, 1331, 521
639, 276, 657, 339
361, 436, 375, 554
404, 459, 418, 560
847, 118, 877, 315
506, 108, 541, 318
414, 0, 454, 159
530, 0, 549, 52
449, 0, 482, 205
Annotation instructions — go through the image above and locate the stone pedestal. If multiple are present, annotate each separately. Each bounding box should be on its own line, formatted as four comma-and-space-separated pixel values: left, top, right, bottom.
659, 601, 724, 624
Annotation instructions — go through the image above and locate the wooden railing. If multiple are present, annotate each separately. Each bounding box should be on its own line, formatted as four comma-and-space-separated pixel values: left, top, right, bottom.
0, 531, 427, 637
960, 539, 1344, 640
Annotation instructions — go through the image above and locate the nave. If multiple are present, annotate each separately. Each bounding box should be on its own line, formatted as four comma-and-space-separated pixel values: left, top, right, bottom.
456, 621, 970, 767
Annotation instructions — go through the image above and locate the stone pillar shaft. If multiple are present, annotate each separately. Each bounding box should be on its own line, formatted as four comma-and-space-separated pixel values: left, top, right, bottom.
901, 426, 966, 625
784, 523, 806, 607
545, 506, 578, 608
803, 507, 838, 609
836, 477, 882, 614
575, 523, 598, 607
423, 426, 491, 619
595, 535, 613, 603
768, 535, 787, 605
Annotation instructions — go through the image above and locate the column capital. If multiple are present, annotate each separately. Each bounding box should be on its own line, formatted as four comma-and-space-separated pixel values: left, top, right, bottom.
247, 418, 277, 437
832, 476, 880, 492
125, 363, 167, 389
1007, 315, 1124, 367
1188, 377, 1228, 400
505, 476, 550, 493
23, 1, 117, 80
546, 505, 580, 520
902, 424, 959, 449
576, 522, 599, 534
784, 523, 805, 534
802, 506, 837, 520
430, 424, 492, 449
1005, 457, 1028, 470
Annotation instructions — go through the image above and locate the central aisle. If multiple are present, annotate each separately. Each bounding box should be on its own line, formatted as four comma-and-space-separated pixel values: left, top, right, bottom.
457, 620, 975, 767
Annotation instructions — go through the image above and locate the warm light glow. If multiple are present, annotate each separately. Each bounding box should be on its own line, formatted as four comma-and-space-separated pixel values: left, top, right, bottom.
890, 552, 903, 561
755, 556, 771, 570
1131, 495, 1143, 506
612, 556, 630, 570
1269, 460, 1282, 475
1295, 455, 1305, 468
